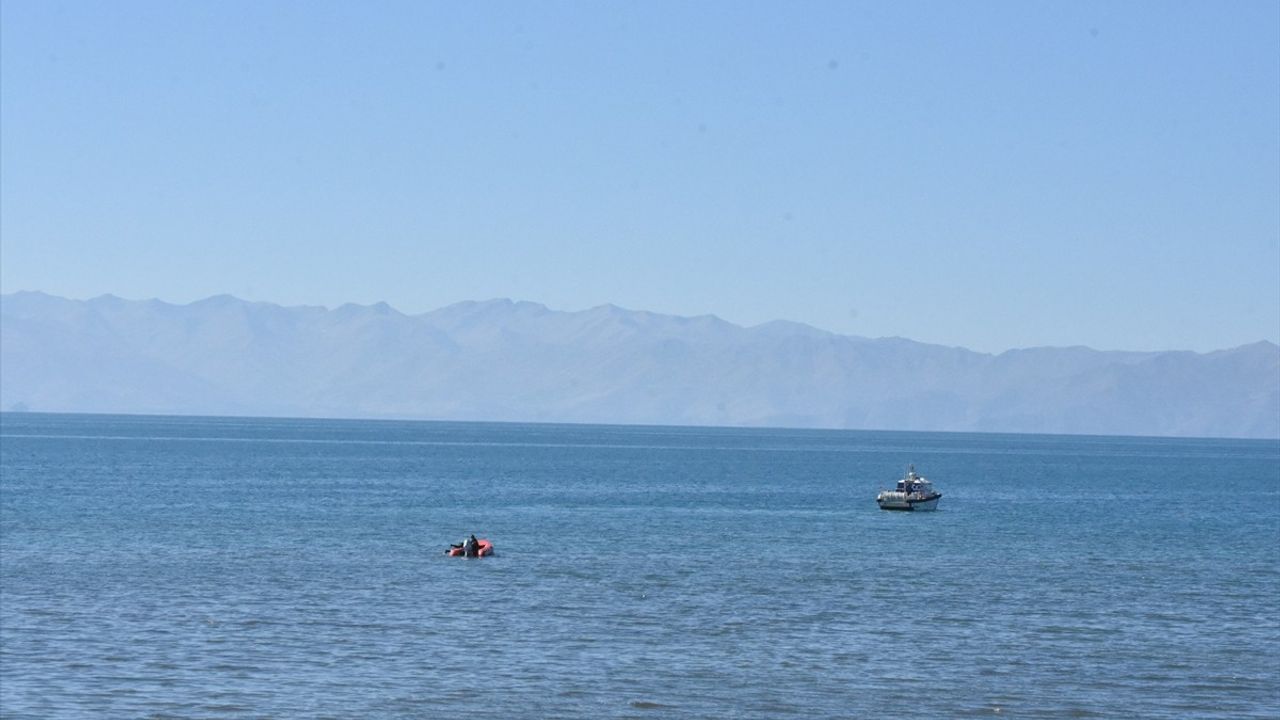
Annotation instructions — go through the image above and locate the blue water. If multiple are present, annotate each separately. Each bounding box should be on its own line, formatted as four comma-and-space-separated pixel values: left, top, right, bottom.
2, 413, 1277, 719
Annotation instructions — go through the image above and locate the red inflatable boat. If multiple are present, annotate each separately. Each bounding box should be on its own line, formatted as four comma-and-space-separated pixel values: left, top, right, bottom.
445, 539, 494, 558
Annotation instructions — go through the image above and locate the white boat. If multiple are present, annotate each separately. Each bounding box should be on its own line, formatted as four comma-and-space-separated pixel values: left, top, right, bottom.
876, 465, 942, 511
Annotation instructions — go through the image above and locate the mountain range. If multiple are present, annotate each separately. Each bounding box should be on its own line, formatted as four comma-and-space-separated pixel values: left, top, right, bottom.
2, 291, 1277, 438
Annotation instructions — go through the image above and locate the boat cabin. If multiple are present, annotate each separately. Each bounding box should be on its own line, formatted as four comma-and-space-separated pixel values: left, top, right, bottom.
895, 467, 934, 497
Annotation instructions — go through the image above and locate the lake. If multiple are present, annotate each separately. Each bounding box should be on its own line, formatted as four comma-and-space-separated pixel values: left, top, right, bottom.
2, 413, 1277, 718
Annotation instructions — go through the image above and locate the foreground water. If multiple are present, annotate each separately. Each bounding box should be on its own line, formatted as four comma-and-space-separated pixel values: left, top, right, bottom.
1, 413, 1277, 719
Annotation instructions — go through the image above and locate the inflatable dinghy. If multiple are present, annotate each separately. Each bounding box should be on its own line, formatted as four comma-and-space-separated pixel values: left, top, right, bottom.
445, 539, 494, 558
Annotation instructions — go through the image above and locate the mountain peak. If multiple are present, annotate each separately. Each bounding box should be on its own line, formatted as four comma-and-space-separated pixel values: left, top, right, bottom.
334, 301, 404, 318
750, 319, 832, 339
191, 294, 246, 307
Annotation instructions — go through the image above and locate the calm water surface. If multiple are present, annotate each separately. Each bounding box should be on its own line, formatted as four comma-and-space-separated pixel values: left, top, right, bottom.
2, 413, 1277, 718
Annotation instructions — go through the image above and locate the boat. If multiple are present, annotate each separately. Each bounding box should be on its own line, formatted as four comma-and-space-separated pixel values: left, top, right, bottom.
445, 538, 494, 557
876, 465, 942, 511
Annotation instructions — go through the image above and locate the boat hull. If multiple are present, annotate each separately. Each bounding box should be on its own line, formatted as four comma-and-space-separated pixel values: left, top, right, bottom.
876, 494, 941, 511
446, 539, 494, 557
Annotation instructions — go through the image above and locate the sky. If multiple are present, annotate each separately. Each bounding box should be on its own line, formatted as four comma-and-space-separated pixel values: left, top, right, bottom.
2, 1, 1277, 353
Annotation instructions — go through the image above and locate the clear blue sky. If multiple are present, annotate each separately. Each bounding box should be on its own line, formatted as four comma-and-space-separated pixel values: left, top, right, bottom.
2, 1, 1277, 353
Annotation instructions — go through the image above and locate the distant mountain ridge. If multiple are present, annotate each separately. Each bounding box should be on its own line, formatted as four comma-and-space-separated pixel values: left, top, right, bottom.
2, 291, 1277, 439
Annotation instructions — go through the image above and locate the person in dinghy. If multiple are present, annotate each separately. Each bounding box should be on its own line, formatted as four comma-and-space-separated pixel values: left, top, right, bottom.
446, 534, 494, 557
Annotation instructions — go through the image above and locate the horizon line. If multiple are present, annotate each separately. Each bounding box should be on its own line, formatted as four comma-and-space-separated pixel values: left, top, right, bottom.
3, 408, 1277, 444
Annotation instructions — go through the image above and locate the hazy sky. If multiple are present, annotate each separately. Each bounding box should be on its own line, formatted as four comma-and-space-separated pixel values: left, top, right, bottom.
2, 1, 1277, 353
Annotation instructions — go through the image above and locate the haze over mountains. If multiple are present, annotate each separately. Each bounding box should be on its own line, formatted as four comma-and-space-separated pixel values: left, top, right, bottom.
2, 291, 1277, 439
